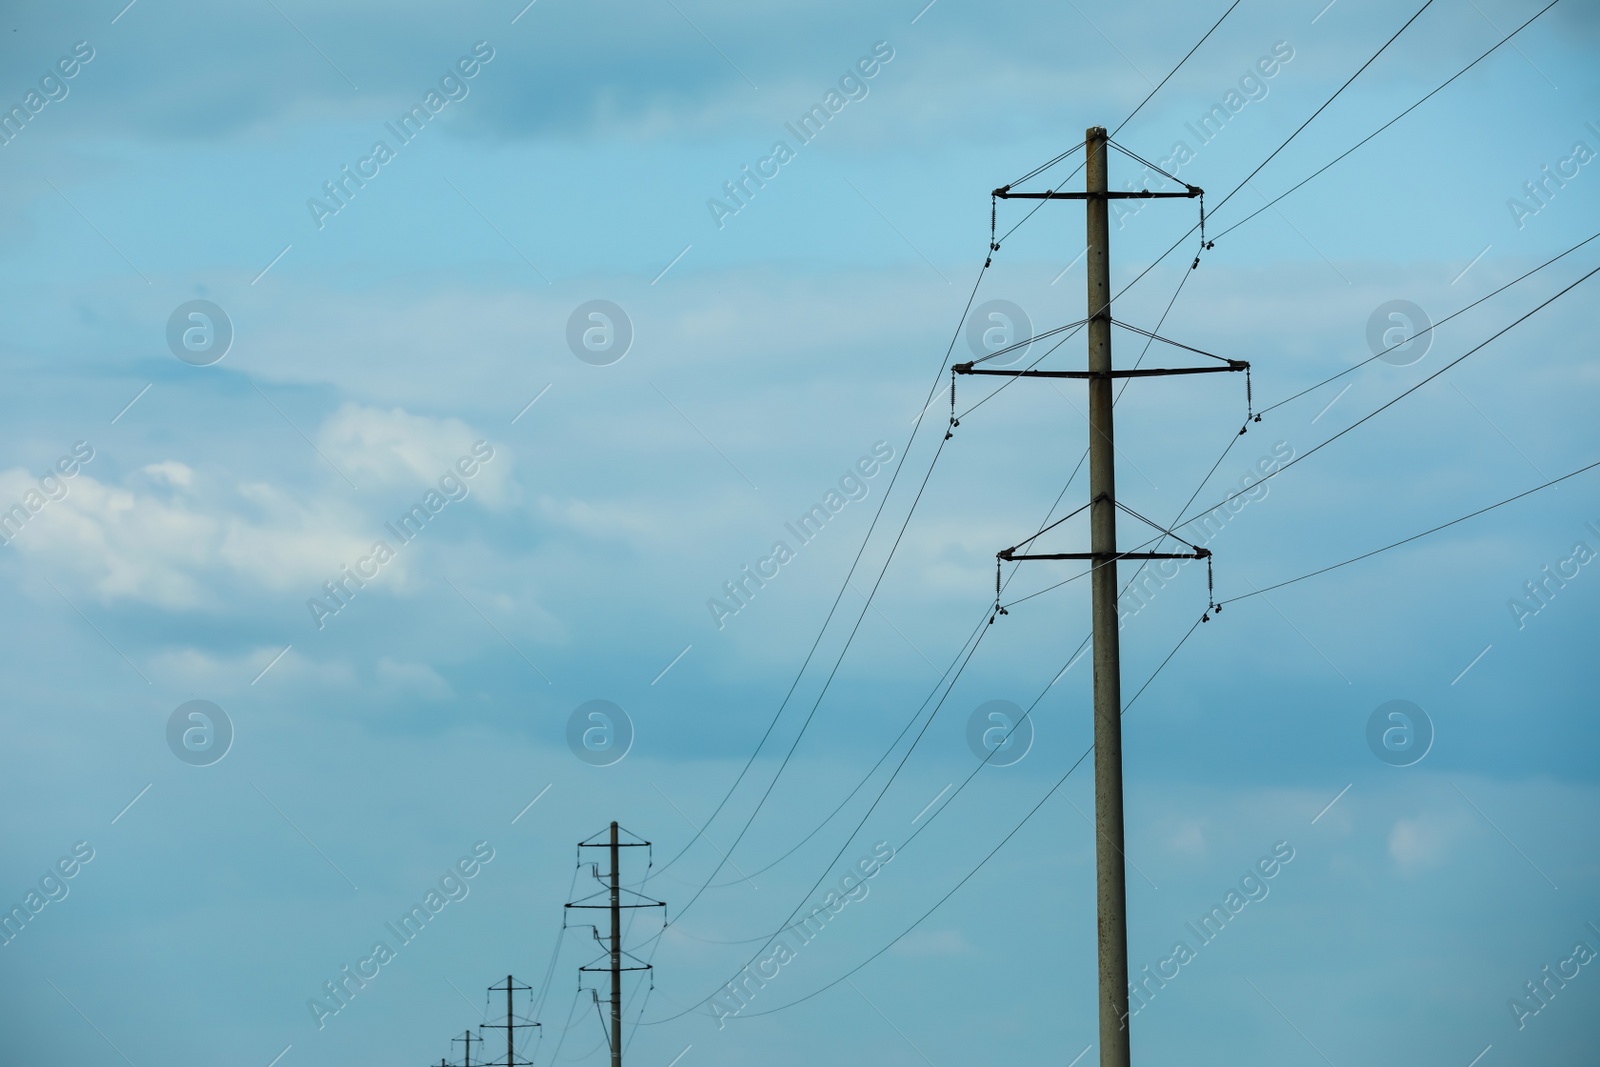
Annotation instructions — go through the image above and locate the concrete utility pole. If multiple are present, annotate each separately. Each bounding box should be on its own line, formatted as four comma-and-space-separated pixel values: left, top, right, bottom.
609, 821, 623, 1067
958, 124, 1227, 1067
1084, 124, 1131, 1067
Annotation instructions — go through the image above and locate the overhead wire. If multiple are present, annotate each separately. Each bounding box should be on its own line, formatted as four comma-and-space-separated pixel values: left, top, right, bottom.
1206, 0, 1439, 219
1099, 260, 1600, 623
732, 610, 1210, 1020
1177, 261, 1600, 528
669, 423, 958, 920
641, 600, 999, 1022
995, 0, 1244, 240
649, 609, 994, 897
658, 119, 1190, 916
1219, 458, 1600, 605
640, 591, 998, 1023
1258, 228, 1600, 418
655, 197, 1207, 925
973, 0, 1461, 427
643, 0, 1446, 1023
648, 250, 998, 891
656, 0, 1572, 1023
1210, 0, 1564, 243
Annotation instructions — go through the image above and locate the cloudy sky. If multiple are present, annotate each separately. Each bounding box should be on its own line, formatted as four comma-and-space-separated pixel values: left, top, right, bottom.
1, 0, 1597, 1064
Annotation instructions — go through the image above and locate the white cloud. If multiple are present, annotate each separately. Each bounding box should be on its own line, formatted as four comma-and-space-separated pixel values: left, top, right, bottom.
374, 656, 452, 700
0, 404, 505, 611
1166, 819, 1208, 857
1388, 814, 1457, 874
318, 403, 512, 508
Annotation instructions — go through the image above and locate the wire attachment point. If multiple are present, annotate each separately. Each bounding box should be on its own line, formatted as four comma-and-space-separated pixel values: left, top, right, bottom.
990, 558, 1010, 624
947, 368, 960, 439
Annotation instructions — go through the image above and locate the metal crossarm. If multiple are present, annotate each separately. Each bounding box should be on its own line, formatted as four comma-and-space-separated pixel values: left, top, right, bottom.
993, 186, 1202, 200
953, 363, 1243, 378
999, 548, 1208, 561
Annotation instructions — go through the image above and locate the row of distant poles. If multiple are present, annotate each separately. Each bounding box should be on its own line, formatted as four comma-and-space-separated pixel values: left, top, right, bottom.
433, 128, 1227, 1067
428, 823, 663, 1067
432, 975, 533, 1067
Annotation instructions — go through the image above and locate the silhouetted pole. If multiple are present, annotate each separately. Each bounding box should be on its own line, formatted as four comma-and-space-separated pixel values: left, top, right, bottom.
609, 821, 622, 1067
453, 1029, 480, 1067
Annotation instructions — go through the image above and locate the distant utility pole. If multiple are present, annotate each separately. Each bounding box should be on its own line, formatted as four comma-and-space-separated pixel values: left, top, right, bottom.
959, 126, 1240, 1067
452, 1028, 481, 1067
568, 822, 665, 1067
480, 975, 537, 1066
608, 824, 621, 1067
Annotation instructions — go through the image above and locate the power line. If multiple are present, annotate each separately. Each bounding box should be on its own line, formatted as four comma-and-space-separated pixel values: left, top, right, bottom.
1219, 458, 1600, 605
712, 9, 1435, 1003
647, 0, 1534, 1022
1113, 0, 1243, 137
1207, 0, 1439, 219
669, 427, 958, 920
640, 600, 999, 1023
1210, 0, 1564, 243
649, 253, 996, 889
731, 611, 1209, 1020
1178, 261, 1600, 528
661, 189, 1108, 917
998, 0, 1244, 240
640, 308, 1189, 909
648, 154, 1210, 984
1259, 228, 1600, 418
643, 262, 1203, 966
966, 0, 1476, 418
649, 609, 995, 898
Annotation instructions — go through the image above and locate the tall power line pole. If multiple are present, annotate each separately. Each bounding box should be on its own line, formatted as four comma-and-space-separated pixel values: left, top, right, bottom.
568, 823, 665, 1067
958, 125, 1237, 1067
1083, 124, 1131, 1067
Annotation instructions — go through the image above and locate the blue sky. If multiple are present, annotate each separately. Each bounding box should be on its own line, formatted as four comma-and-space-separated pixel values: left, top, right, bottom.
1, 0, 1597, 1064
